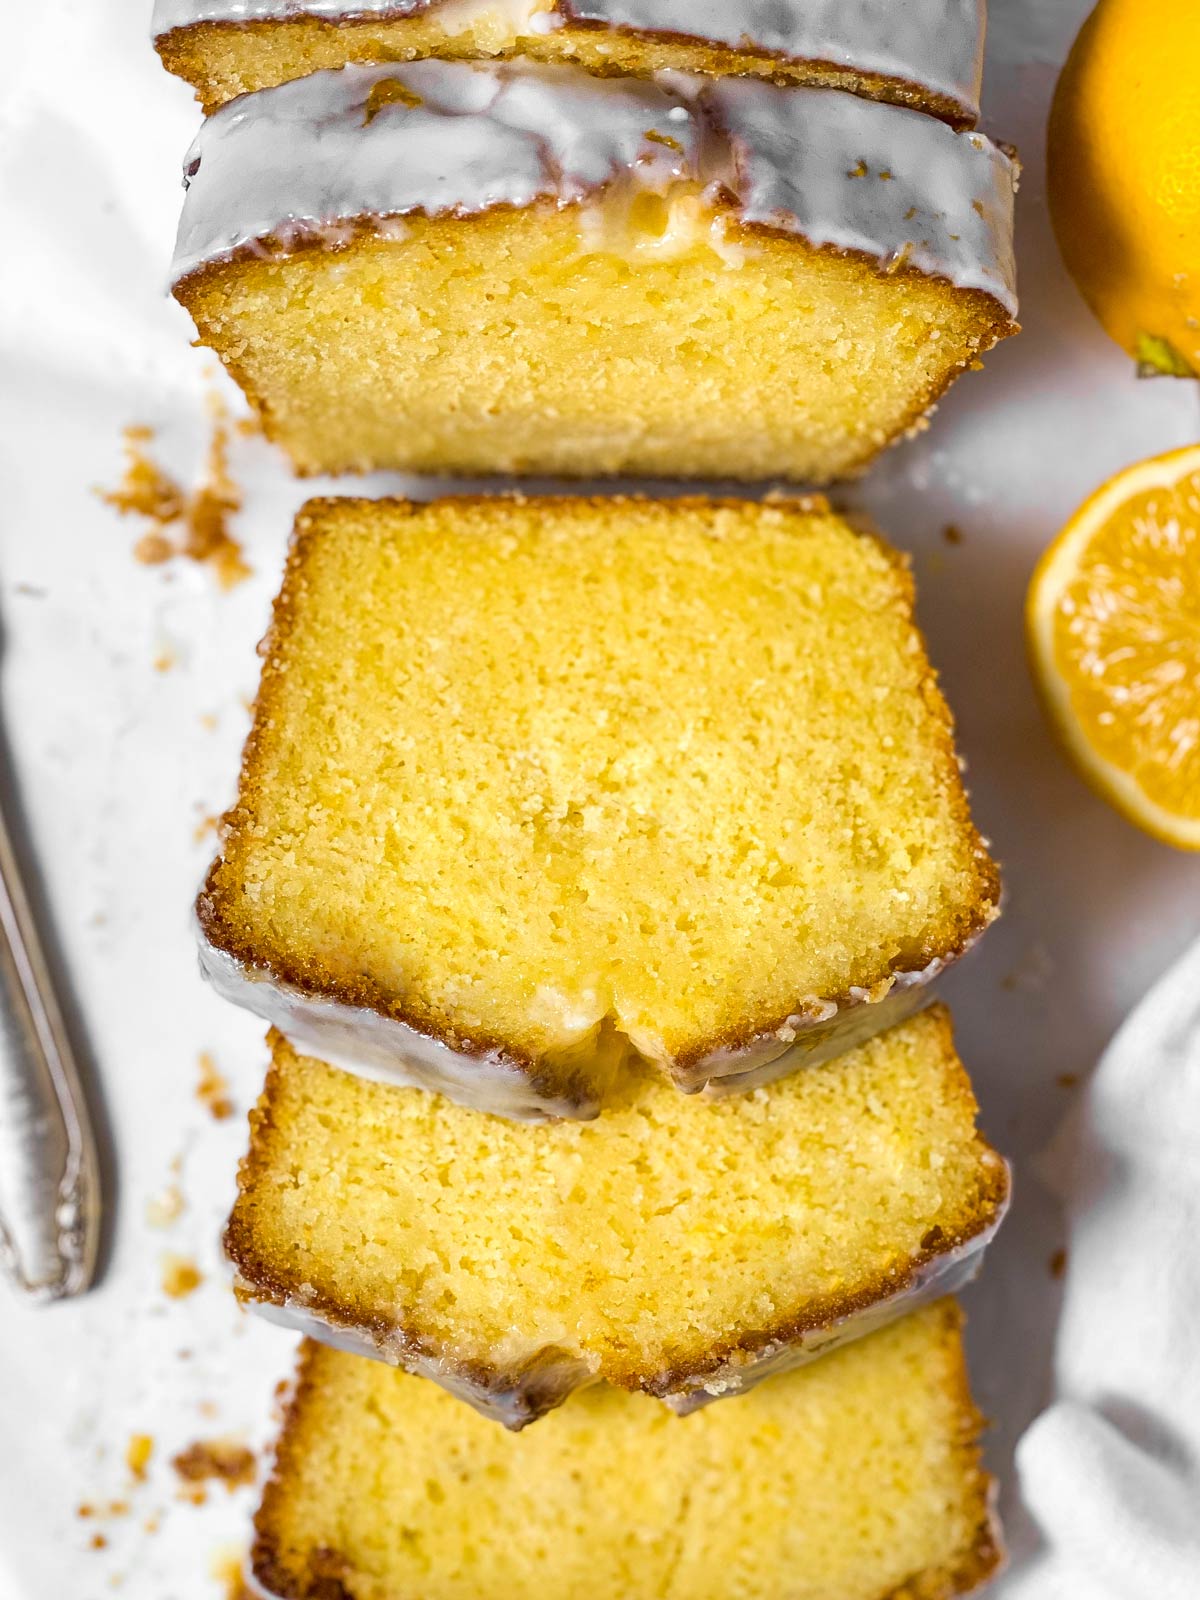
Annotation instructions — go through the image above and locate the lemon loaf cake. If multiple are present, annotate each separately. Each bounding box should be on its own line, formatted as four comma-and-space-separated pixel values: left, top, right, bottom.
198, 495, 1001, 1120
225, 1008, 1009, 1426
154, 0, 986, 127
250, 1303, 1003, 1600
200, 492, 1004, 1120
171, 60, 1018, 483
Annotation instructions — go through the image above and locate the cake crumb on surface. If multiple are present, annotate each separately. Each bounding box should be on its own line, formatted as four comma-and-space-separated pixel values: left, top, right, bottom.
197, 1051, 234, 1120
194, 812, 220, 843
102, 426, 185, 526
161, 1253, 203, 1299
145, 1184, 185, 1229
77, 1500, 130, 1520
125, 1435, 154, 1482
943, 522, 965, 545
172, 1439, 257, 1492
133, 531, 176, 567
98, 410, 250, 590
210, 1543, 250, 1600
182, 409, 250, 589
1049, 1248, 1068, 1280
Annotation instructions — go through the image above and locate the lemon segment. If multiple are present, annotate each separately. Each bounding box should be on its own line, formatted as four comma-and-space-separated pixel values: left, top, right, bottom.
1027, 445, 1200, 850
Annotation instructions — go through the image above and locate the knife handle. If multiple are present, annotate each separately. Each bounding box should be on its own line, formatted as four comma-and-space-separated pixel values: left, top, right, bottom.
0, 797, 101, 1301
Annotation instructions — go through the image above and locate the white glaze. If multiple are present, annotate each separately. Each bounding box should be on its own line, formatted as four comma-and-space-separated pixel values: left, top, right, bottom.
568, 0, 984, 118
233, 1174, 1009, 1426
198, 933, 594, 1120
246, 1292, 596, 1427
705, 73, 1017, 314
151, 0, 984, 124
199, 916, 989, 1121
172, 59, 694, 281
684, 948, 974, 1094
170, 59, 1017, 316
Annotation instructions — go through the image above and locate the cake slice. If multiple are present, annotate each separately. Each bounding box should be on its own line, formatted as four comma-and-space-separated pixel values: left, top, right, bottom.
154, 0, 986, 128
197, 495, 1001, 1120
171, 60, 1018, 484
250, 1303, 1003, 1600
226, 1008, 1009, 1426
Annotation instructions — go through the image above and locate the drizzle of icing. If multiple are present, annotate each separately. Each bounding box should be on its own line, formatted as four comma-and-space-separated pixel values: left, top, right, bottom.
197, 933, 598, 1122
172, 60, 694, 281
171, 58, 1017, 316
151, 0, 984, 123
704, 74, 1017, 315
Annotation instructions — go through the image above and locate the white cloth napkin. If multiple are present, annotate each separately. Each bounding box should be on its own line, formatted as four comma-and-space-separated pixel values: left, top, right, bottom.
1007, 938, 1200, 1598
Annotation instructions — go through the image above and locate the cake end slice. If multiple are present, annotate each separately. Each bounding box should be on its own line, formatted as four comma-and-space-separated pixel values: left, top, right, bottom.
250, 1303, 1004, 1600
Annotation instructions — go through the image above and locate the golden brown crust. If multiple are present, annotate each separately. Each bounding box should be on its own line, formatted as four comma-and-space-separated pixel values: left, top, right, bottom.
197, 492, 1002, 1103
552, 7, 975, 126
250, 1305, 1005, 1600
195, 495, 580, 1104
909, 1301, 1007, 1600
224, 1010, 1009, 1416
250, 1342, 349, 1600
155, 13, 976, 127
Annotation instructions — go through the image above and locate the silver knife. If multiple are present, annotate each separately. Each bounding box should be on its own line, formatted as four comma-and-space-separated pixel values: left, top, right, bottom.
0, 788, 101, 1301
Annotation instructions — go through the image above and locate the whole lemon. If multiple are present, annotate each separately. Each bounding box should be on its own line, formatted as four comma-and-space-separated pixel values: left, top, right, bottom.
1048, 0, 1200, 377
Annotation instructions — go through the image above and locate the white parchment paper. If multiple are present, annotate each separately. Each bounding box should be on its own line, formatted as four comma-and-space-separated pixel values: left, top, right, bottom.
1, 2, 1198, 1595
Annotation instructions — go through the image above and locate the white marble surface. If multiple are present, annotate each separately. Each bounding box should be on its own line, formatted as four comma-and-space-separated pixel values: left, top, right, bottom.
0, 2, 1198, 1596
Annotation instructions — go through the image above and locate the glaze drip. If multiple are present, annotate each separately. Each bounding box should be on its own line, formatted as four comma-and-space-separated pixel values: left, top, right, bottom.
172, 57, 1017, 316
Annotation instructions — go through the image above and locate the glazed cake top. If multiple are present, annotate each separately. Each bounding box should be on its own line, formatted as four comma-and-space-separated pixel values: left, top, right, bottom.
152, 0, 986, 125
171, 57, 1017, 315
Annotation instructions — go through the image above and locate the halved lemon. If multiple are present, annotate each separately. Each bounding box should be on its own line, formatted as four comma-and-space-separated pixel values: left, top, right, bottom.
1027, 444, 1200, 849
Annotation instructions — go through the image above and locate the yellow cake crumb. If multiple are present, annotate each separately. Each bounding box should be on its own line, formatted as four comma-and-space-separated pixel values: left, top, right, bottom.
173, 1440, 257, 1493
228, 1009, 1007, 1415
125, 1435, 154, 1482
178, 202, 1011, 483
197, 1051, 234, 1121
161, 1254, 203, 1299
98, 415, 250, 589
200, 496, 1000, 1110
